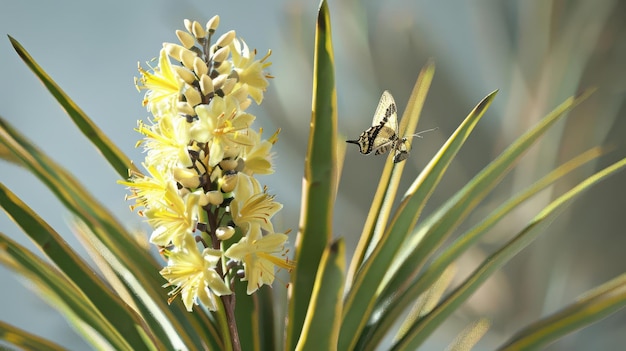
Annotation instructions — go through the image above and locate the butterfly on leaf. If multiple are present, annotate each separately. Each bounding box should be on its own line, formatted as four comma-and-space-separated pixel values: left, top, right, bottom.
347, 90, 436, 163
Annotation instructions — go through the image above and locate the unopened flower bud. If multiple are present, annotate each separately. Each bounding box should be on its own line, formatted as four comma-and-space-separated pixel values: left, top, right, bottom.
193, 57, 208, 76
183, 19, 193, 34
180, 49, 197, 70
212, 46, 230, 63
206, 190, 224, 205
163, 43, 184, 61
220, 172, 238, 193
173, 66, 196, 84
177, 101, 195, 116
195, 192, 209, 207
215, 30, 236, 49
192, 21, 206, 39
176, 30, 196, 49
184, 87, 202, 107
212, 74, 226, 90
206, 15, 220, 33
219, 159, 238, 171
173, 168, 200, 189
199, 75, 214, 96
193, 156, 207, 174
216, 226, 235, 240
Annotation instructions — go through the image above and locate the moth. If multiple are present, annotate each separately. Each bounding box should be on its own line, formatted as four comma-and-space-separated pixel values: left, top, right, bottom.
347, 90, 436, 163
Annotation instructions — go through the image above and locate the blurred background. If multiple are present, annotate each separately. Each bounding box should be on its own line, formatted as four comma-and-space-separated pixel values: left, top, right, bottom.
0, 0, 624, 349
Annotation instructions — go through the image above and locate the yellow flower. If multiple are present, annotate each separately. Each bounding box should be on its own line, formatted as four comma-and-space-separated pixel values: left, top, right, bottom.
135, 49, 183, 115
125, 17, 293, 303
230, 174, 282, 235
240, 128, 279, 176
147, 189, 201, 247
161, 235, 231, 311
224, 226, 293, 294
191, 95, 255, 166
230, 38, 272, 104
119, 165, 170, 213
136, 112, 192, 168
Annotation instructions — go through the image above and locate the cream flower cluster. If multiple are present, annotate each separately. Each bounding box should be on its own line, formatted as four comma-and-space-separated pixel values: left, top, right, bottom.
121, 16, 293, 312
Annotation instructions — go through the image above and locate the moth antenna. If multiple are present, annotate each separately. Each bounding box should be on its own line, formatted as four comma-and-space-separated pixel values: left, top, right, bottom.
408, 127, 438, 138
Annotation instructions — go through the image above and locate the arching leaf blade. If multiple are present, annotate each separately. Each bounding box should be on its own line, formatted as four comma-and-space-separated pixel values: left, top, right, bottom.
392, 156, 626, 350
8, 35, 138, 178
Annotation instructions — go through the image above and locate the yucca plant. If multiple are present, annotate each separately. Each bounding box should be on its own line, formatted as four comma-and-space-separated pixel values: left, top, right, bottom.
1, 1, 625, 350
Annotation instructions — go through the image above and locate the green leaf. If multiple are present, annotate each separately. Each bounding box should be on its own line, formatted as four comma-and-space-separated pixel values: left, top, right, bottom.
7, 35, 139, 178
0, 234, 129, 350
295, 239, 345, 351
393, 156, 626, 350
0, 118, 216, 349
0, 142, 20, 166
497, 273, 626, 350
363, 146, 604, 347
232, 281, 276, 351
365, 90, 594, 348
256, 287, 278, 351
339, 90, 497, 351
384, 89, 595, 302
0, 320, 67, 351
0, 184, 162, 350
286, 1, 338, 349
71, 219, 222, 351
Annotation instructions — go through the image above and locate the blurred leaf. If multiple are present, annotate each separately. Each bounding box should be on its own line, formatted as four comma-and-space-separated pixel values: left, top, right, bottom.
71, 219, 221, 351
393, 156, 626, 350
0, 184, 162, 350
445, 318, 490, 351
360, 90, 597, 347
395, 263, 457, 344
0, 142, 20, 166
286, 1, 338, 349
0, 234, 130, 350
295, 239, 345, 351
0, 320, 67, 351
340, 90, 497, 351
365, 146, 604, 346
496, 262, 626, 349
7, 36, 139, 178
386, 89, 595, 297
0, 116, 215, 349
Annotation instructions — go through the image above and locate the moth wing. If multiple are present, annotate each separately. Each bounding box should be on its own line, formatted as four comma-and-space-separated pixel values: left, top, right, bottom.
371, 91, 398, 135
374, 142, 394, 155
371, 126, 396, 155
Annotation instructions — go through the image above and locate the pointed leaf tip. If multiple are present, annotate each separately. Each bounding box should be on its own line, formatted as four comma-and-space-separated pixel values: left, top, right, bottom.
473, 90, 498, 114
318, 0, 328, 12
575, 87, 596, 101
